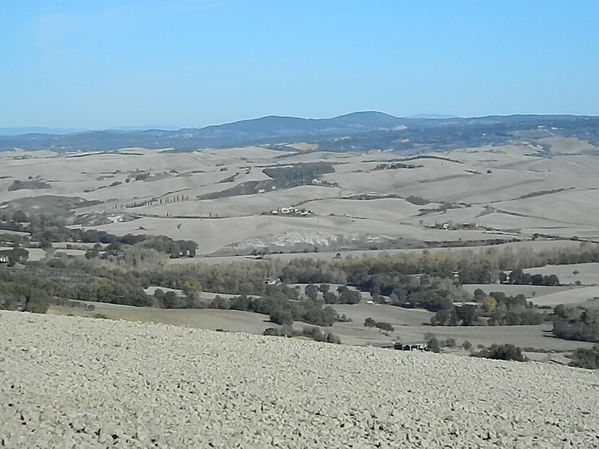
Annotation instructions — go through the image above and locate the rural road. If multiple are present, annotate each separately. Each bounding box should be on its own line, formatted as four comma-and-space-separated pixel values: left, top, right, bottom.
1, 312, 598, 448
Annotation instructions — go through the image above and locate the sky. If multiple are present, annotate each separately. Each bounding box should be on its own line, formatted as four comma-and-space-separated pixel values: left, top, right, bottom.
1, 0, 599, 129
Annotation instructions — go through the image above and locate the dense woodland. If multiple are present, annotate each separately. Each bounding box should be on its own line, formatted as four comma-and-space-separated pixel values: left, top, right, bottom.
431, 289, 544, 327
262, 162, 335, 187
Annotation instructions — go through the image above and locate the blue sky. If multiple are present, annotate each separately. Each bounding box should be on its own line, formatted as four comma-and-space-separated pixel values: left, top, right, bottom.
1, 0, 598, 129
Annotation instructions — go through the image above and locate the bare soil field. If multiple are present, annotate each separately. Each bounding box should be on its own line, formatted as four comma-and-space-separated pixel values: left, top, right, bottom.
2, 311, 598, 448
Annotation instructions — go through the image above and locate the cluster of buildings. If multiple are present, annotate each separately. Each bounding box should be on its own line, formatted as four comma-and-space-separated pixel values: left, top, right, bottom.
269, 207, 313, 217
311, 178, 337, 186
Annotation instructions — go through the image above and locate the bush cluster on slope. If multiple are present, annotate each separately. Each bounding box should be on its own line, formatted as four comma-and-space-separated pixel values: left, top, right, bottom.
263, 325, 341, 344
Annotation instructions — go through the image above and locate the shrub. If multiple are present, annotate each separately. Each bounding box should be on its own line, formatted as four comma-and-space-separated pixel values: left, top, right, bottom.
424, 333, 441, 353
375, 321, 394, 332
405, 195, 429, 205
337, 314, 352, 322
364, 317, 394, 332
471, 344, 526, 362
569, 345, 599, 369
442, 338, 457, 348
269, 307, 294, 325
323, 291, 338, 303
427, 338, 441, 353
262, 326, 341, 344
462, 340, 472, 351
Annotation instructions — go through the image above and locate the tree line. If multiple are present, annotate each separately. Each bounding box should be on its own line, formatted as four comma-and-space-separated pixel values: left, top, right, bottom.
552, 305, 599, 343
431, 289, 544, 327
0, 212, 197, 258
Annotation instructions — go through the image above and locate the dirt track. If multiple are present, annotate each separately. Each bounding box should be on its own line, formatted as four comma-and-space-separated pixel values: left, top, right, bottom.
1, 312, 598, 448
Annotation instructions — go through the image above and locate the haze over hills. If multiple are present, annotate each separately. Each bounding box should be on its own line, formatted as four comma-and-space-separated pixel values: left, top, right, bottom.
2, 111, 599, 153
0, 127, 85, 136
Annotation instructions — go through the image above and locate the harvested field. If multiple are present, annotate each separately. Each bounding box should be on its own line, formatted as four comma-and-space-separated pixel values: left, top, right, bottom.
383, 323, 595, 352
461, 284, 575, 298
526, 286, 599, 307
331, 303, 432, 327
48, 303, 271, 334
524, 262, 599, 285
47, 300, 592, 352
4, 143, 599, 255
169, 240, 582, 266
2, 312, 599, 448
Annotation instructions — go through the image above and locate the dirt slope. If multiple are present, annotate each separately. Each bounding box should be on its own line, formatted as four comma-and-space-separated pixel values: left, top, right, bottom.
1, 312, 598, 448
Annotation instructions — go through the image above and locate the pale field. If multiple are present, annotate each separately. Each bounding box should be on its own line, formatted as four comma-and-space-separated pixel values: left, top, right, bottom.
144, 286, 260, 301
462, 282, 599, 307
331, 303, 433, 327
396, 170, 557, 204
525, 286, 599, 307
461, 283, 576, 298
0, 229, 30, 237
498, 189, 599, 228
537, 136, 597, 154
48, 302, 272, 335
2, 140, 599, 257
136, 185, 344, 218
87, 214, 515, 255
0, 246, 46, 260
299, 197, 422, 221
169, 239, 582, 266
524, 262, 599, 285
322, 158, 469, 195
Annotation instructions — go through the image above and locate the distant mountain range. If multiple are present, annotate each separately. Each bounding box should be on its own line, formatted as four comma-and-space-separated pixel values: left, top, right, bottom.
1, 112, 598, 153
0, 127, 85, 136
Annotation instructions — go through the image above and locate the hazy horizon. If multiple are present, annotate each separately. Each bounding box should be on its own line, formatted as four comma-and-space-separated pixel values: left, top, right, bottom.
5, 110, 599, 134
2, 1, 599, 128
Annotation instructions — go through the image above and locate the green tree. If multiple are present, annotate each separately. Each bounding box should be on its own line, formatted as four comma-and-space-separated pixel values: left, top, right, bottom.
304, 284, 319, 301
270, 307, 294, 325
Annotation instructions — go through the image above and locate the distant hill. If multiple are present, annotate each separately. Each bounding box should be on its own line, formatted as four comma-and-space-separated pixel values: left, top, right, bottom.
0, 111, 403, 152
1, 112, 598, 153
0, 127, 84, 136
407, 114, 459, 119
